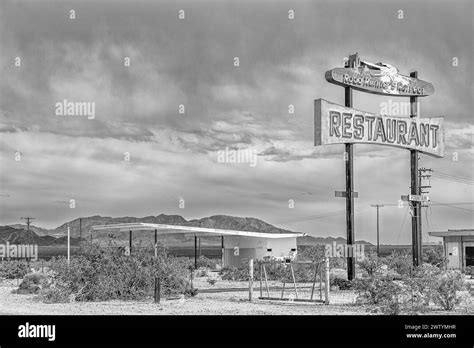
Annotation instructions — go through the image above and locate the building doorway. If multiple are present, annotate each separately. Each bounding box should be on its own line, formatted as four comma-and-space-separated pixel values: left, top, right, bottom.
465, 246, 474, 267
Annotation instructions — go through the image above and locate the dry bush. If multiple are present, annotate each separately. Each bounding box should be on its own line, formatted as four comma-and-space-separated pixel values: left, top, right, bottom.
16, 272, 51, 294
40, 245, 191, 302
0, 261, 29, 279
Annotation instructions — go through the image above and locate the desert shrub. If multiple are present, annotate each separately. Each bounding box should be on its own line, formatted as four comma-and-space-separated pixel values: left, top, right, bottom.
464, 266, 474, 277
196, 256, 218, 270
207, 278, 217, 286
299, 245, 345, 269
17, 272, 51, 294
431, 271, 466, 310
385, 251, 413, 277
40, 285, 72, 303
219, 266, 249, 281
0, 261, 29, 279
353, 275, 405, 314
357, 251, 385, 277
299, 245, 325, 262
355, 259, 466, 314
423, 246, 446, 267
43, 245, 191, 302
402, 264, 440, 313
330, 277, 352, 290
196, 268, 208, 277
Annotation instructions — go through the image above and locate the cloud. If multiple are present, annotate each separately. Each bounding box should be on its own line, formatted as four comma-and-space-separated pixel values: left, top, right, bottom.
0, 0, 472, 243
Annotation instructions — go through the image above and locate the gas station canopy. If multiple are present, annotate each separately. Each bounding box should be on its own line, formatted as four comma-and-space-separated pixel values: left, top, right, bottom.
92, 222, 305, 239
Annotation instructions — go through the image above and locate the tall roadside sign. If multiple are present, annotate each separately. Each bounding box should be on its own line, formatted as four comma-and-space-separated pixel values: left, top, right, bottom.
315, 53, 443, 277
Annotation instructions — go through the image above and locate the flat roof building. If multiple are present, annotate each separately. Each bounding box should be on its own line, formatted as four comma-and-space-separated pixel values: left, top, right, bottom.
428, 229, 474, 270
92, 223, 305, 268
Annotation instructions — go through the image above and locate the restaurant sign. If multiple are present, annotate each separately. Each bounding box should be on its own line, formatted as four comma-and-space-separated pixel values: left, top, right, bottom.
325, 60, 434, 97
314, 99, 444, 158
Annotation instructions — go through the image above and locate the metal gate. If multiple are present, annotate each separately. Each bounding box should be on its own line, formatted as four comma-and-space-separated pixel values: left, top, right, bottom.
257, 258, 329, 304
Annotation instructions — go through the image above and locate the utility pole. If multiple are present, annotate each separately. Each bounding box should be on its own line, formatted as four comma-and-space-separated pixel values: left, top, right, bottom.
419, 168, 432, 199
418, 167, 432, 244
20, 216, 35, 245
371, 204, 384, 256
344, 53, 358, 281
409, 71, 422, 267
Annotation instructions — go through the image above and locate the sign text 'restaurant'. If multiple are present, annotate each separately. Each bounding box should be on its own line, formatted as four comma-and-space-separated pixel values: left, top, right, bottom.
314, 99, 444, 158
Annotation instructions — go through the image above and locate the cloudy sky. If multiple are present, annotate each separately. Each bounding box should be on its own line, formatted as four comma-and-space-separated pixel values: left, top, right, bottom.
1, 0, 472, 244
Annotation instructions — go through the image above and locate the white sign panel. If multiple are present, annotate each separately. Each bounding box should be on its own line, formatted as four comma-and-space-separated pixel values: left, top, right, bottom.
314, 99, 444, 158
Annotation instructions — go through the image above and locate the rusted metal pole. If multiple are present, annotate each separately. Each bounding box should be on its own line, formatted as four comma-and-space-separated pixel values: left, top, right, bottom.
154, 278, 161, 303
344, 53, 357, 281
319, 262, 323, 301
325, 257, 330, 305
281, 264, 287, 299
310, 263, 318, 300
263, 264, 270, 297
194, 235, 197, 269
249, 259, 254, 301
290, 263, 298, 299
345, 93, 355, 280
410, 71, 422, 267
67, 226, 70, 265
221, 235, 224, 267
154, 229, 158, 257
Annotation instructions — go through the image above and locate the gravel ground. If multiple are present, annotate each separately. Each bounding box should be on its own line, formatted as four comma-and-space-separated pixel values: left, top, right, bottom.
1, 275, 471, 315
0, 278, 367, 315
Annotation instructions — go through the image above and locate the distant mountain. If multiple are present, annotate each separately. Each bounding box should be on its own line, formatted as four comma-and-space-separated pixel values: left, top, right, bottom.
7, 224, 51, 236
297, 235, 373, 246
2, 214, 373, 247
0, 226, 83, 246
47, 214, 299, 246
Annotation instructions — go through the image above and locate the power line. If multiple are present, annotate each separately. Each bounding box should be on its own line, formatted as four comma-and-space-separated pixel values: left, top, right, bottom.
431, 171, 474, 185
274, 209, 347, 224
433, 170, 474, 182
430, 200, 474, 212
274, 206, 370, 224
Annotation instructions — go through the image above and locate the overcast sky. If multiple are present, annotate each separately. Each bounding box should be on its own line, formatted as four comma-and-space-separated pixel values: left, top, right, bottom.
1, 0, 472, 244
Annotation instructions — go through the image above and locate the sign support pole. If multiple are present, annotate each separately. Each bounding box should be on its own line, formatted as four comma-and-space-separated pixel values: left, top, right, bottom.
345, 81, 355, 281
410, 71, 422, 267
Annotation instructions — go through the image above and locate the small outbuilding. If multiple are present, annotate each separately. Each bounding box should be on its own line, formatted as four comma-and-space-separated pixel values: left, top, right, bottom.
428, 229, 474, 270
92, 222, 304, 268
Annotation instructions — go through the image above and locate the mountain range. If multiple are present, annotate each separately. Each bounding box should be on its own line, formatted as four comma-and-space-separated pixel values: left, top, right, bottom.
2, 214, 373, 247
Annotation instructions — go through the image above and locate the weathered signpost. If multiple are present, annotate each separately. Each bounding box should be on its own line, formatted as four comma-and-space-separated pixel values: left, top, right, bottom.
316, 53, 443, 277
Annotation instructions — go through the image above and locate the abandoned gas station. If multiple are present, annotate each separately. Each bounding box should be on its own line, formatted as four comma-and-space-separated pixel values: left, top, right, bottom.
92, 222, 304, 268
428, 229, 474, 270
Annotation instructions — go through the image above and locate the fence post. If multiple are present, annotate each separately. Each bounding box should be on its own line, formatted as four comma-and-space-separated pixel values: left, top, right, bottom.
154, 277, 161, 304
249, 259, 254, 302
290, 263, 298, 299
325, 257, 330, 305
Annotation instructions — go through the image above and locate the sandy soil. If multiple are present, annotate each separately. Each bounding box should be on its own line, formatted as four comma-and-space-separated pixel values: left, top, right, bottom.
0, 277, 367, 315
0, 275, 472, 315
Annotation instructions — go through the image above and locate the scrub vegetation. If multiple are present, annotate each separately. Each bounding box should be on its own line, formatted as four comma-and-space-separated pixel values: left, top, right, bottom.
14, 246, 193, 302
353, 251, 469, 314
